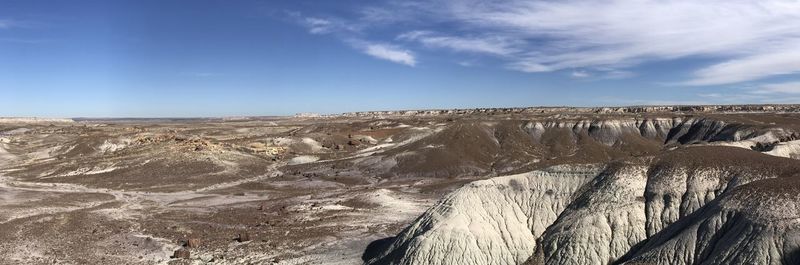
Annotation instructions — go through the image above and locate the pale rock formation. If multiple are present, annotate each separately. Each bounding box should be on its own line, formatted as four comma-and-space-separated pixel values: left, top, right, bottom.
765, 140, 800, 159
623, 178, 800, 265
533, 163, 648, 265
365, 165, 604, 265
522, 118, 677, 145
287, 155, 319, 165
372, 147, 800, 265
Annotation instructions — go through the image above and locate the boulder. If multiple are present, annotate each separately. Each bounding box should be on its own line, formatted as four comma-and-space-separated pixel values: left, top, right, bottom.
186, 238, 200, 248
172, 248, 190, 259
237, 232, 251, 242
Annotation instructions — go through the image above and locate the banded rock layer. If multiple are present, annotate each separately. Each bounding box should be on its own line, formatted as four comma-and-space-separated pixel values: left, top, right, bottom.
368, 147, 800, 265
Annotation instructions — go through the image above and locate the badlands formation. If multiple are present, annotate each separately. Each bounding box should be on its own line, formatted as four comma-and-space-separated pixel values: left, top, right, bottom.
1, 105, 800, 264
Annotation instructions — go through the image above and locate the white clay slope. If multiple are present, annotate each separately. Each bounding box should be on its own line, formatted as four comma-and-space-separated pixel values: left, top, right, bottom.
365, 165, 604, 265
532, 163, 648, 265
371, 147, 800, 265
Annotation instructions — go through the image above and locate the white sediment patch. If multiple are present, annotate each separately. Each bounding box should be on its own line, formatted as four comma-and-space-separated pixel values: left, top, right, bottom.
271, 137, 295, 146
301, 137, 324, 152
354, 135, 378, 145
288, 155, 320, 165
362, 189, 421, 220
56, 165, 119, 178
356, 143, 395, 154
98, 139, 130, 153
764, 140, 800, 159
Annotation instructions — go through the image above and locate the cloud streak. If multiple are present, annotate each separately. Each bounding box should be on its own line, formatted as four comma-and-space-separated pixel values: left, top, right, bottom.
755, 81, 800, 94
0, 19, 19, 29
294, 14, 416, 66
360, 43, 416, 66
685, 48, 800, 85
437, 0, 800, 83
290, 0, 800, 84
397, 30, 518, 56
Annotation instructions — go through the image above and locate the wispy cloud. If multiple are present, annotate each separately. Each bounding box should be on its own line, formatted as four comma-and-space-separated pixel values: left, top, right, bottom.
289, 0, 800, 84
570, 70, 590, 78
0, 20, 12, 29
695, 80, 800, 103
300, 16, 362, 35
359, 42, 416, 66
437, 0, 800, 83
458, 60, 478, 67
603, 70, 635, 80
304, 17, 333, 34
684, 48, 800, 85
0, 18, 41, 29
754, 81, 800, 94
397, 30, 518, 56
292, 13, 416, 66
567, 68, 634, 80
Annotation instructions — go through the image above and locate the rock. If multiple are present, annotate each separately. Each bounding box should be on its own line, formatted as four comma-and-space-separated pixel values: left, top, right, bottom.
347, 140, 360, 146
186, 238, 200, 248
172, 248, 190, 259
237, 232, 251, 242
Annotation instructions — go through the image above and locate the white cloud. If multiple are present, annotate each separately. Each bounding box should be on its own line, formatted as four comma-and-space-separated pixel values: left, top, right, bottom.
0, 18, 40, 30
685, 47, 800, 85
693, 80, 800, 104
754, 81, 800, 94
570, 70, 590, 78
299, 16, 362, 34
397, 30, 518, 56
400, 0, 800, 84
507, 61, 551, 73
293, 0, 800, 84
361, 43, 416, 66
458, 61, 477, 67
603, 70, 635, 80
293, 14, 416, 66
304, 17, 333, 34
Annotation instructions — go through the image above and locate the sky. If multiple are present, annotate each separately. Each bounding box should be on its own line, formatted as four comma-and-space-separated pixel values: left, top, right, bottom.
2, 0, 800, 117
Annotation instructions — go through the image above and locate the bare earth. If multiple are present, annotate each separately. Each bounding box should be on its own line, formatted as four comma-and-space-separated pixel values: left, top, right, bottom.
1, 105, 800, 264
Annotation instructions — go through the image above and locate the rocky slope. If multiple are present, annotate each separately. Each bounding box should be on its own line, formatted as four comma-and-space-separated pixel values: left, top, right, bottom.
368, 146, 800, 265
346, 116, 799, 182
364, 165, 604, 265
623, 177, 800, 265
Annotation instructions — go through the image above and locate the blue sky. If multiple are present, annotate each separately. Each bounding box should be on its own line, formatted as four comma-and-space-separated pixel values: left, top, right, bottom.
2, 0, 800, 117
